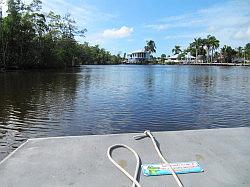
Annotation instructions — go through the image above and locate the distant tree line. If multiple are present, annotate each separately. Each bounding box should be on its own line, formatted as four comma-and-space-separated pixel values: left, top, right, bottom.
167, 35, 250, 64
0, 0, 121, 70
139, 37, 250, 65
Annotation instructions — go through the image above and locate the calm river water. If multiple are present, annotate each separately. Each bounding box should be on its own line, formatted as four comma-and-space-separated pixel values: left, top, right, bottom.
0, 65, 250, 160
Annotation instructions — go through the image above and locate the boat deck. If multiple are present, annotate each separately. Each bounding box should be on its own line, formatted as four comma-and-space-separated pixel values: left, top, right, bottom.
0, 127, 249, 187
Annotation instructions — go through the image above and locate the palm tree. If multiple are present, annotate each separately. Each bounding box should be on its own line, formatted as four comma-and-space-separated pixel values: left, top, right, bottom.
190, 38, 202, 63
172, 45, 182, 55
214, 51, 220, 62
209, 36, 220, 63
245, 43, 250, 60
205, 35, 213, 63
194, 38, 199, 63
144, 40, 156, 53
178, 49, 188, 61
198, 38, 207, 62
221, 45, 237, 63
189, 36, 219, 63
221, 45, 227, 61
237, 47, 243, 58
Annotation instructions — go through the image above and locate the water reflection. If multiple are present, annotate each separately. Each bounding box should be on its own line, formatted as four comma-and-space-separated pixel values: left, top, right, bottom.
0, 65, 250, 160
0, 69, 80, 159
143, 65, 155, 91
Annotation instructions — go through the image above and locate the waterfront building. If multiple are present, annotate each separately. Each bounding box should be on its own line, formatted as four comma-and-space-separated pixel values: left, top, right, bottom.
127, 50, 150, 63
167, 54, 180, 63
167, 54, 196, 63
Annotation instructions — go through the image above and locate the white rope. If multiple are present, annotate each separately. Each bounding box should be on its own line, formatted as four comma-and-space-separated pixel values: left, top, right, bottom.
141, 130, 183, 187
107, 130, 184, 187
107, 144, 141, 187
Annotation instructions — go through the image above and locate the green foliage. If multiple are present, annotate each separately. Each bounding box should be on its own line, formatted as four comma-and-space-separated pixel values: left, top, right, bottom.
78, 43, 121, 65
221, 45, 237, 63
245, 43, 250, 60
0, 0, 119, 69
234, 44, 250, 61
188, 36, 219, 62
144, 40, 156, 53
160, 53, 166, 60
171, 35, 249, 63
172, 45, 182, 55
177, 50, 187, 60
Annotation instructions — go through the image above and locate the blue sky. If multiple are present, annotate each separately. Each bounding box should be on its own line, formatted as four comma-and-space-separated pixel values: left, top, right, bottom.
2, 0, 250, 56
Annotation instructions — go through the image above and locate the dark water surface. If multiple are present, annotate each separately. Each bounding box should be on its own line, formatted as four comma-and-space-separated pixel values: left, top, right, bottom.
0, 65, 250, 160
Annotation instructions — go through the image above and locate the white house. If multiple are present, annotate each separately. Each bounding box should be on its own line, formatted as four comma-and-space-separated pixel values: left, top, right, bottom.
167, 54, 180, 63
127, 50, 150, 63
167, 54, 196, 63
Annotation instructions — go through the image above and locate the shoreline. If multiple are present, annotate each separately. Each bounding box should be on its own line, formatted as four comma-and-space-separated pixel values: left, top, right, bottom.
1, 63, 249, 73
181, 62, 250, 66
122, 62, 250, 66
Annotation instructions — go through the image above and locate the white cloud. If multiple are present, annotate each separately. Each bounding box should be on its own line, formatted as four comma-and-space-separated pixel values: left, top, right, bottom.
85, 32, 105, 45
1, 0, 115, 25
43, 0, 117, 27
146, 0, 250, 47
102, 26, 134, 39
146, 14, 203, 31
164, 33, 206, 40
85, 26, 134, 48
234, 26, 250, 40
146, 24, 171, 31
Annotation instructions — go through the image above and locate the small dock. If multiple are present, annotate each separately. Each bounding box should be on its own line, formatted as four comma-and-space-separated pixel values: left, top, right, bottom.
0, 127, 249, 186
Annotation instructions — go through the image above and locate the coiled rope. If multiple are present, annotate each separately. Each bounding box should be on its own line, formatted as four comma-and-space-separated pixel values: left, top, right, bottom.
107, 130, 184, 187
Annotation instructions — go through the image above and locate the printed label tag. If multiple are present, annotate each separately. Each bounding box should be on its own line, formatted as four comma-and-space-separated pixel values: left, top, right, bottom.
142, 161, 204, 176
